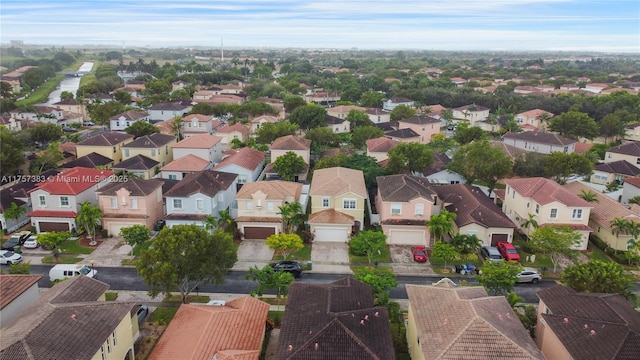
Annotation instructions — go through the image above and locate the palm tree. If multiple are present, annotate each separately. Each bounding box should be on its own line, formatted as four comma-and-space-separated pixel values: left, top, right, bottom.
217, 209, 234, 233
278, 202, 304, 234
203, 214, 220, 235
625, 220, 640, 241
172, 115, 184, 141
441, 108, 454, 127
75, 201, 103, 245
536, 112, 553, 132
425, 210, 457, 243
4, 202, 26, 229
610, 217, 628, 239
578, 189, 599, 203
521, 214, 538, 236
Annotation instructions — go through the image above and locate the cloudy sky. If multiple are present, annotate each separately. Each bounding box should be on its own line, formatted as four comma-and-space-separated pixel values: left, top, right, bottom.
1, 0, 638, 52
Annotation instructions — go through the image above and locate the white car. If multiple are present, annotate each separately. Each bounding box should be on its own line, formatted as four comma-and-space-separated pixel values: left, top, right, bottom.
23, 235, 40, 249
516, 267, 542, 284
0, 250, 23, 265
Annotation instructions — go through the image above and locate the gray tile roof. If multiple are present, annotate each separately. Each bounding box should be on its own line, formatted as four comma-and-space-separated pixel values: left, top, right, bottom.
399, 115, 440, 124
122, 133, 176, 148
606, 141, 640, 156
377, 174, 436, 202
164, 170, 237, 198
97, 178, 163, 196
77, 132, 134, 146
111, 154, 160, 171
503, 131, 577, 146
433, 184, 516, 229
60, 152, 113, 169
594, 160, 640, 176
386, 127, 419, 138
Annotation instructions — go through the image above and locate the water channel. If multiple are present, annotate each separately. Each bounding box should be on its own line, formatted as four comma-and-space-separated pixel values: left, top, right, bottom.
42, 62, 94, 105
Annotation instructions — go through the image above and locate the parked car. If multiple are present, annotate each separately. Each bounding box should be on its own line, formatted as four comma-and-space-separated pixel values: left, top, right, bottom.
1, 231, 30, 250
136, 304, 149, 324
83, 121, 95, 127
153, 219, 166, 232
62, 126, 78, 133
497, 242, 520, 262
411, 246, 428, 263
480, 246, 504, 263
23, 235, 40, 249
447, 124, 456, 131
516, 267, 542, 284
0, 250, 23, 265
270, 260, 302, 278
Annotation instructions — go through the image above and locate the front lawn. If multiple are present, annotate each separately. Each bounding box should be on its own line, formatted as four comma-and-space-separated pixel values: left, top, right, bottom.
272, 244, 312, 261
349, 245, 392, 264
58, 239, 94, 254
41, 255, 83, 264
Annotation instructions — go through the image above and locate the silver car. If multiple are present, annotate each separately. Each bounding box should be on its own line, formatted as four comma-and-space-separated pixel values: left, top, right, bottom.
516, 267, 542, 284
0, 250, 23, 265
23, 235, 40, 249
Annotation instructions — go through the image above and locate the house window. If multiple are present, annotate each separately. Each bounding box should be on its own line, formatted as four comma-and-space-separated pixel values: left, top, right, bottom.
637, 158, 640, 165
112, 331, 116, 346
322, 198, 329, 208
151, 149, 156, 156
168, 174, 177, 180
572, 209, 583, 219
237, 175, 247, 184
100, 346, 105, 360
113, 146, 116, 153
131, 197, 138, 209
267, 202, 274, 211
38, 195, 46, 206
106, 337, 111, 353
391, 203, 401, 215
246, 201, 253, 211
166, 146, 169, 155
196, 199, 204, 211
60, 196, 69, 207
173, 199, 182, 210
512, 191, 515, 199
116, 121, 120, 127
526, 202, 530, 208
110, 197, 117, 209
535, 204, 540, 214
550, 208, 558, 219
343, 199, 357, 209
415, 204, 424, 216
563, 146, 568, 153
124, 149, 129, 157
126, 121, 130, 127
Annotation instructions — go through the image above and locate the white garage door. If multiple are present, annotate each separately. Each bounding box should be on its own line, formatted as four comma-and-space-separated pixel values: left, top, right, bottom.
109, 223, 130, 237
314, 227, 349, 242
388, 230, 426, 245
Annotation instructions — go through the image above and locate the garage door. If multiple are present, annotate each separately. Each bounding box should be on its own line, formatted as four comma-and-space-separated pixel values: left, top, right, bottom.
314, 227, 349, 242
491, 233, 509, 246
243, 227, 276, 240
388, 230, 425, 245
109, 223, 130, 237
39, 222, 70, 232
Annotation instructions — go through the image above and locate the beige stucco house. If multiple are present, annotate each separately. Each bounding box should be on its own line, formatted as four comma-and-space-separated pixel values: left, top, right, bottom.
366, 137, 398, 162
397, 115, 441, 144
172, 134, 224, 164
515, 109, 553, 131
452, 104, 490, 126
270, 135, 311, 164
121, 133, 177, 167
75, 132, 134, 164
604, 141, 640, 165
215, 122, 250, 144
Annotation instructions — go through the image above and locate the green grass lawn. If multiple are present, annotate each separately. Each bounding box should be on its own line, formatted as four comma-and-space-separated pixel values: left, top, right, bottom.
163, 294, 211, 303
349, 245, 392, 264
42, 255, 83, 264
58, 239, 94, 254
16, 75, 65, 107
133, 240, 154, 256
105, 292, 118, 301
148, 307, 179, 325
273, 244, 311, 261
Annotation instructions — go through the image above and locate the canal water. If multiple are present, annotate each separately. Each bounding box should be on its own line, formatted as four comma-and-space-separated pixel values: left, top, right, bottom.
42, 62, 94, 105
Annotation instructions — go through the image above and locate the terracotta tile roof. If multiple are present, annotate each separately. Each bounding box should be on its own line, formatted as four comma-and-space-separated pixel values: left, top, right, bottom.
277, 278, 395, 359
27, 210, 77, 218
109, 110, 149, 121
328, 105, 366, 114
165, 170, 237, 198
504, 177, 593, 207
250, 115, 278, 124
564, 182, 640, 230
236, 180, 302, 202
235, 216, 283, 223
172, 134, 222, 149
161, 154, 210, 172
386, 127, 420, 139
494, 189, 506, 201
407, 279, 545, 359
594, 160, 640, 176
574, 142, 593, 154
97, 178, 163, 197
398, 115, 440, 124
0, 275, 42, 310
30, 167, 114, 195
60, 152, 112, 169
537, 285, 640, 360
112, 154, 160, 171
308, 208, 355, 224
270, 135, 311, 150
213, 147, 265, 172
216, 122, 249, 134
623, 176, 640, 189
149, 102, 190, 111
77, 132, 134, 146
434, 184, 516, 229
366, 137, 398, 152
149, 297, 269, 360
377, 174, 436, 202
489, 140, 527, 160
517, 109, 554, 119
310, 167, 367, 198
156, 117, 175, 133
182, 114, 213, 122
605, 141, 640, 156
123, 133, 176, 148
503, 131, 577, 146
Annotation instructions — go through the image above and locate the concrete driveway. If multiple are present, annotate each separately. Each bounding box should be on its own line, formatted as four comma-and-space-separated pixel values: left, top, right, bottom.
388, 245, 436, 276
310, 242, 352, 274
232, 240, 274, 271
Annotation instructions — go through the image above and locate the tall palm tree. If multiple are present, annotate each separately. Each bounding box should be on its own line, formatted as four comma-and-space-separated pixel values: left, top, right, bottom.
536, 112, 553, 132
278, 202, 304, 234
441, 108, 454, 127
610, 217, 628, 239
172, 115, 184, 141
76, 201, 103, 245
425, 210, 457, 243
217, 209, 234, 233
578, 190, 599, 203
624, 220, 640, 241
203, 214, 220, 235
521, 214, 538, 236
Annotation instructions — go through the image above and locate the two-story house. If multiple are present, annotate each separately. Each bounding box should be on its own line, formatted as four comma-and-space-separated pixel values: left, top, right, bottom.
249, 115, 279, 134
270, 135, 311, 164
590, 160, 640, 185
97, 179, 164, 236
181, 114, 217, 137
604, 141, 640, 166
366, 137, 398, 162
327, 105, 367, 119
309, 167, 367, 242
452, 104, 490, 126
172, 134, 224, 164
383, 97, 415, 111
109, 110, 150, 132
366, 108, 391, 124
375, 174, 436, 246
215, 122, 250, 144
0, 275, 41, 329
27, 167, 114, 233
624, 123, 640, 142
515, 109, 553, 132
417, 151, 466, 185
121, 133, 176, 167
235, 180, 303, 240
502, 177, 593, 250
111, 155, 159, 180
212, 147, 266, 186
0, 115, 21, 132
52, 98, 88, 121
621, 177, 640, 204
502, 131, 577, 154
160, 154, 212, 181
147, 101, 191, 121
75, 132, 134, 164
397, 115, 440, 144
163, 170, 238, 228
385, 127, 420, 143
324, 114, 351, 133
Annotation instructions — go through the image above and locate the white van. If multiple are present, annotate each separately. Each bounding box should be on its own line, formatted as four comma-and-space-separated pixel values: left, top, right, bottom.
49, 264, 97, 282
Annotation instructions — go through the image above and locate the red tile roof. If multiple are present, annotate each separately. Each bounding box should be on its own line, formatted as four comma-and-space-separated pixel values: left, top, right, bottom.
270, 135, 311, 151
366, 137, 398, 152
213, 147, 265, 172
27, 210, 77, 218
161, 154, 210, 172
30, 167, 114, 195
504, 177, 592, 207
172, 134, 222, 149
216, 122, 249, 134
623, 176, 640, 189
307, 208, 355, 224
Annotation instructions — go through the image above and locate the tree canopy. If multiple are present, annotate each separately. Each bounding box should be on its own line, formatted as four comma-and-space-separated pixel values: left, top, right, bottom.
561, 259, 637, 304
528, 225, 581, 272
349, 230, 386, 264
387, 142, 433, 174
265, 233, 304, 260
549, 111, 600, 139
272, 151, 305, 181
125, 120, 159, 138
477, 259, 521, 295
447, 140, 512, 194
288, 104, 327, 130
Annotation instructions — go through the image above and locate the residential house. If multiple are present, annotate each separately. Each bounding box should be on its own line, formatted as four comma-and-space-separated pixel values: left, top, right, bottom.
276, 278, 395, 359
564, 181, 640, 251
324, 114, 351, 133
590, 160, 640, 185
9, 106, 63, 123
212, 147, 265, 186
235, 180, 303, 240
452, 104, 490, 126
192, 91, 244, 105
604, 141, 640, 166
148, 296, 269, 360
366, 108, 391, 124
172, 134, 224, 164
111, 155, 160, 180
249, 115, 279, 134
621, 177, 640, 204
163, 170, 238, 228
147, 101, 191, 121
490, 140, 527, 162
270, 135, 311, 164
535, 285, 640, 360
121, 133, 177, 167
516, 109, 554, 131
327, 105, 366, 119
0, 275, 140, 360
309, 167, 367, 241
302, 89, 340, 105
27, 167, 114, 233
583, 83, 611, 93
502, 131, 577, 154
417, 152, 466, 185
383, 97, 415, 111
171, 80, 187, 92
75, 132, 134, 164
181, 114, 216, 137
0, 275, 41, 328
97, 178, 164, 236
109, 110, 150, 132
397, 115, 440, 144
114, 84, 145, 98
52, 98, 87, 120
375, 175, 436, 245
0, 114, 21, 132
502, 177, 593, 250
254, 97, 285, 118
406, 279, 545, 360
433, 184, 516, 246
160, 154, 211, 181
366, 137, 398, 162
624, 123, 640, 142
60, 152, 114, 170
215, 122, 250, 144
385, 127, 420, 143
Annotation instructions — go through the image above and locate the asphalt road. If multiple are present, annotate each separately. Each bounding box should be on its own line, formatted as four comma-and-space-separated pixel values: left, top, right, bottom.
26, 265, 577, 303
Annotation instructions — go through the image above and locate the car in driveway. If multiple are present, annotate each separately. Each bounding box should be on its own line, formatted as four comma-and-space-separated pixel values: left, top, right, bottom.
23, 235, 40, 249
497, 242, 520, 262
136, 304, 149, 324
62, 125, 78, 133
0, 250, 23, 265
411, 246, 428, 263
480, 246, 503, 263
1, 231, 31, 250
270, 260, 302, 278
516, 267, 542, 283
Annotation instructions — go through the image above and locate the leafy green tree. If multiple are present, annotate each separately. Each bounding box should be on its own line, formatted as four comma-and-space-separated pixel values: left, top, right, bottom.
203, 214, 221, 235
30, 141, 63, 175
543, 152, 594, 184
506, 291, 537, 337
449, 234, 482, 256
599, 113, 626, 144
38, 231, 71, 251
425, 210, 457, 242
304, 127, 339, 150
9, 261, 31, 274
75, 201, 103, 243
125, 120, 159, 138
60, 91, 74, 100
387, 142, 433, 174
120, 225, 150, 255
513, 152, 547, 178
246, 265, 295, 309
172, 115, 184, 141
255, 121, 299, 144
528, 225, 581, 273
625, 238, 640, 267
628, 195, 640, 205
349, 230, 387, 264
562, 260, 637, 304
549, 111, 599, 139
345, 109, 371, 129
0, 127, 24, 175
136, 225, 237, 303
441, 108, 454, 126
217, 209, 234, 233
448, 140, 512, 194
359, 91, 385, 108
477, 260, 521, 295
351, 126, 384, 149
283, 95, 306, 112
390, 105, 416, 121
145, 79, 171, 95
278, 202, 305, 234
273, 151, 305, 181
354, 267, 398, 305
87, 101, 128, 124
289, 104, 327, 130
431, 241, 459, 270
453, 122, 485, 145
265, 233, 304, 260
29, 123, 63, 145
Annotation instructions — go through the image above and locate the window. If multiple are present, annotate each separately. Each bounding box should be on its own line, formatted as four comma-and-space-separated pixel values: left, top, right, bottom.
106, 337, 111, 353
60, 196, 69, 207
124, 149, 129, 157
126, 121, 130, 126
237, 175, 247, 184
343, 199, 357, 209
196, 199, 204, 211
110, 197, 117, 209
166, 146, 168, 155
116, 121, 120, 127
535, 204, 540, 214
572, 209, 583, 219
322, 198, 329, 208
168, 174, 177, 180
526, 202, 530, 208
391, 203, 401, 215
38, 195, 46, 206
415, 204, 424, 216
246, 201, 253, 211
100, 345, 105, 360
267, 202, 274, 211
563, 146, 569, 153
550, 208, 558, 219
151, 149, 156, 157
112, 331, 117, 346
131, 197, 138, 209
113, 146, 116, 153
173, 199, 182, 210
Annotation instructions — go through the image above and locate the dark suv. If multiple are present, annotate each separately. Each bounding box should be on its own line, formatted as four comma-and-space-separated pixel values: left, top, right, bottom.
1, 232, 31, 250
270, 261, 302, 278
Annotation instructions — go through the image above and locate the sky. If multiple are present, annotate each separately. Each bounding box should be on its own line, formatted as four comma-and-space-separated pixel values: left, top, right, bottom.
1, 0, 639, 52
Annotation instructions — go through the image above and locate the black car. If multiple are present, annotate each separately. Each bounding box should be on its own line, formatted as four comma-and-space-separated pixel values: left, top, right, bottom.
1, 232, 31, 250
270, 260, 302, 278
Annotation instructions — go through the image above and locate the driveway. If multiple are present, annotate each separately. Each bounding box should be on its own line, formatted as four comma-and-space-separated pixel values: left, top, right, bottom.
232, 240, 274, 271
311, 242, 352, 274
388, 245, 437, 276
